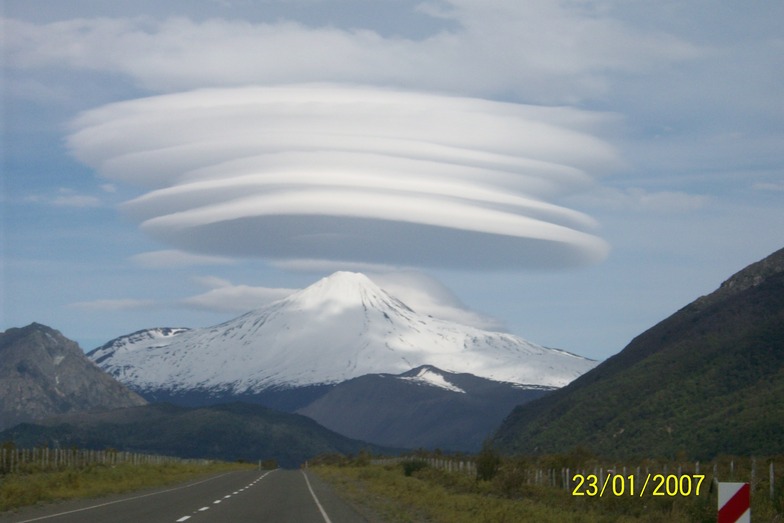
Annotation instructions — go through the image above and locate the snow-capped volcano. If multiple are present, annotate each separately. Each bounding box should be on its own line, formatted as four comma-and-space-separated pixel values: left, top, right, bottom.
89, 272, 596, 395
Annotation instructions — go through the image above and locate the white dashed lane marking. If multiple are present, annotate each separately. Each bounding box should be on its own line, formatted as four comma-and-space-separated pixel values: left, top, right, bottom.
175, 470, 274, 522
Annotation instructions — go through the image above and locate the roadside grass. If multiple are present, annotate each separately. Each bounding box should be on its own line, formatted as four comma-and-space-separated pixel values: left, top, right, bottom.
0, 461, 252, 512
313, 463, 724, 523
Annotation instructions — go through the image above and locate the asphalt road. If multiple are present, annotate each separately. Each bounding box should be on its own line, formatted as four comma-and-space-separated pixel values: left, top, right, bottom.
0, 469, 368, 523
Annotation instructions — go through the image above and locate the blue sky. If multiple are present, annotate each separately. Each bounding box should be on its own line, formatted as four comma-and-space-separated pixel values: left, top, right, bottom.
2, 0, 782, 360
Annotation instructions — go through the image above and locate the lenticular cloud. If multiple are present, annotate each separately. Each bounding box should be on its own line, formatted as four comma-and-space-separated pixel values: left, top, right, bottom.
68, 84, 616, 269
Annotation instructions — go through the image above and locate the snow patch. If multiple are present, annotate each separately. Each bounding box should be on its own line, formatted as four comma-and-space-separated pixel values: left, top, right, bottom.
399, 368, 466, 393
88, 327, 189, 362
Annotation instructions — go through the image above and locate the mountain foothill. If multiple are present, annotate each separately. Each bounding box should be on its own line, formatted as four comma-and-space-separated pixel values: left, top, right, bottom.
493, 246, 784, 459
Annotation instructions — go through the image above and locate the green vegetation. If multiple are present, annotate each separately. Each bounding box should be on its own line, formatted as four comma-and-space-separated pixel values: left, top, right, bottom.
311, 453, 784, 522
475, 441, 501, 481
401, 458, 429, 477
0, 460, 251, 512
494, 269, 784, 460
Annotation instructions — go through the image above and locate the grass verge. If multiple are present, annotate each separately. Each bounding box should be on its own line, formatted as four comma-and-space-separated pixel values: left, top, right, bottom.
0, 461, 251, 512
312, 463, 726, 523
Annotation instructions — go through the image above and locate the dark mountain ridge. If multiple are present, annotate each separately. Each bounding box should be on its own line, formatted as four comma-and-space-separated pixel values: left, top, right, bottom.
297, 365, 551, 451
493, 246, 784, 460
0, 402, 397, 468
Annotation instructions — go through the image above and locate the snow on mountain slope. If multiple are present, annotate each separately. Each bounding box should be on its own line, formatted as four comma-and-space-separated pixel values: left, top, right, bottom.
88, 327, 190, 364
89, 272, 596, 394
398, 366, 466, 393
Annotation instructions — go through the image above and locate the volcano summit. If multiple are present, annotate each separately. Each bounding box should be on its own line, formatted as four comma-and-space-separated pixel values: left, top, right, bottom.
89, 272, 595, 407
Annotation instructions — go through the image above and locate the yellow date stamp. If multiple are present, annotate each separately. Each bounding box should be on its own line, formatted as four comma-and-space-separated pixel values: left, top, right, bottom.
571, 473, 706, 497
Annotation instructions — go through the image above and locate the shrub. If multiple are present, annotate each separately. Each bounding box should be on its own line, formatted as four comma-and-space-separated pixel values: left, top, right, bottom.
401, 459, 429, 477
476, 441, 501, 482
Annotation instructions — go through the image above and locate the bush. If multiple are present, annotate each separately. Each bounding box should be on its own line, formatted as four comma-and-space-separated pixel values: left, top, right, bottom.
476, 441, 501, 482
401, 459, 429, 477
260, 459, 278, 469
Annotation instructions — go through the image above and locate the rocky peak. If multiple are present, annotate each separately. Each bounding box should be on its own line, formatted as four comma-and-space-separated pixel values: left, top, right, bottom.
0, 323, 147, 431
691, 247, 784, 310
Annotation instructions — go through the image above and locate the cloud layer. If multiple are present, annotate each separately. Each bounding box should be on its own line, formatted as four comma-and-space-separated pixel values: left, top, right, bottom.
68, 84, 617, 269
4, 3, 700, 102
131, 249, 235, 268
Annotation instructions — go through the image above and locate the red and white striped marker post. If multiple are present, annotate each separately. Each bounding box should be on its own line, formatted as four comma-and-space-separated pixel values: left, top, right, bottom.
718, 482, 750, 523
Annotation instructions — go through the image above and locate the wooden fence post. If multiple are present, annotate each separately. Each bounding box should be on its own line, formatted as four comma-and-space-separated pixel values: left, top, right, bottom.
771, 462, 775, 501
713, 462, 718, 486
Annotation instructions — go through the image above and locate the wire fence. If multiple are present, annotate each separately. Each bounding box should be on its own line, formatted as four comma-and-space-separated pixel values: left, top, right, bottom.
373, 455, 782, 501
0, 447, 211, 474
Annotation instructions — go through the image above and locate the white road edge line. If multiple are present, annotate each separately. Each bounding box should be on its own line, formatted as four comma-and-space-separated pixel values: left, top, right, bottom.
302, 470, 332, 523
12, 472, 237, 523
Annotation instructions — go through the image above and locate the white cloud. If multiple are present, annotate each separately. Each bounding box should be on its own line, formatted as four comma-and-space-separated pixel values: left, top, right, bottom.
3, 3, 700, 102
369, 271, 506, 331
25, 188, 104, 208
67, 276, 294, 314
570, 187, 710, 213
192, 275, 233, 289
131, 249, 235, 268
753, 181, 784, 192
51, 194, 103, 207
180, 277, 296, 312
69, 298, 154, 310
67, 84, 617, 269
269, 258, 403, 275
